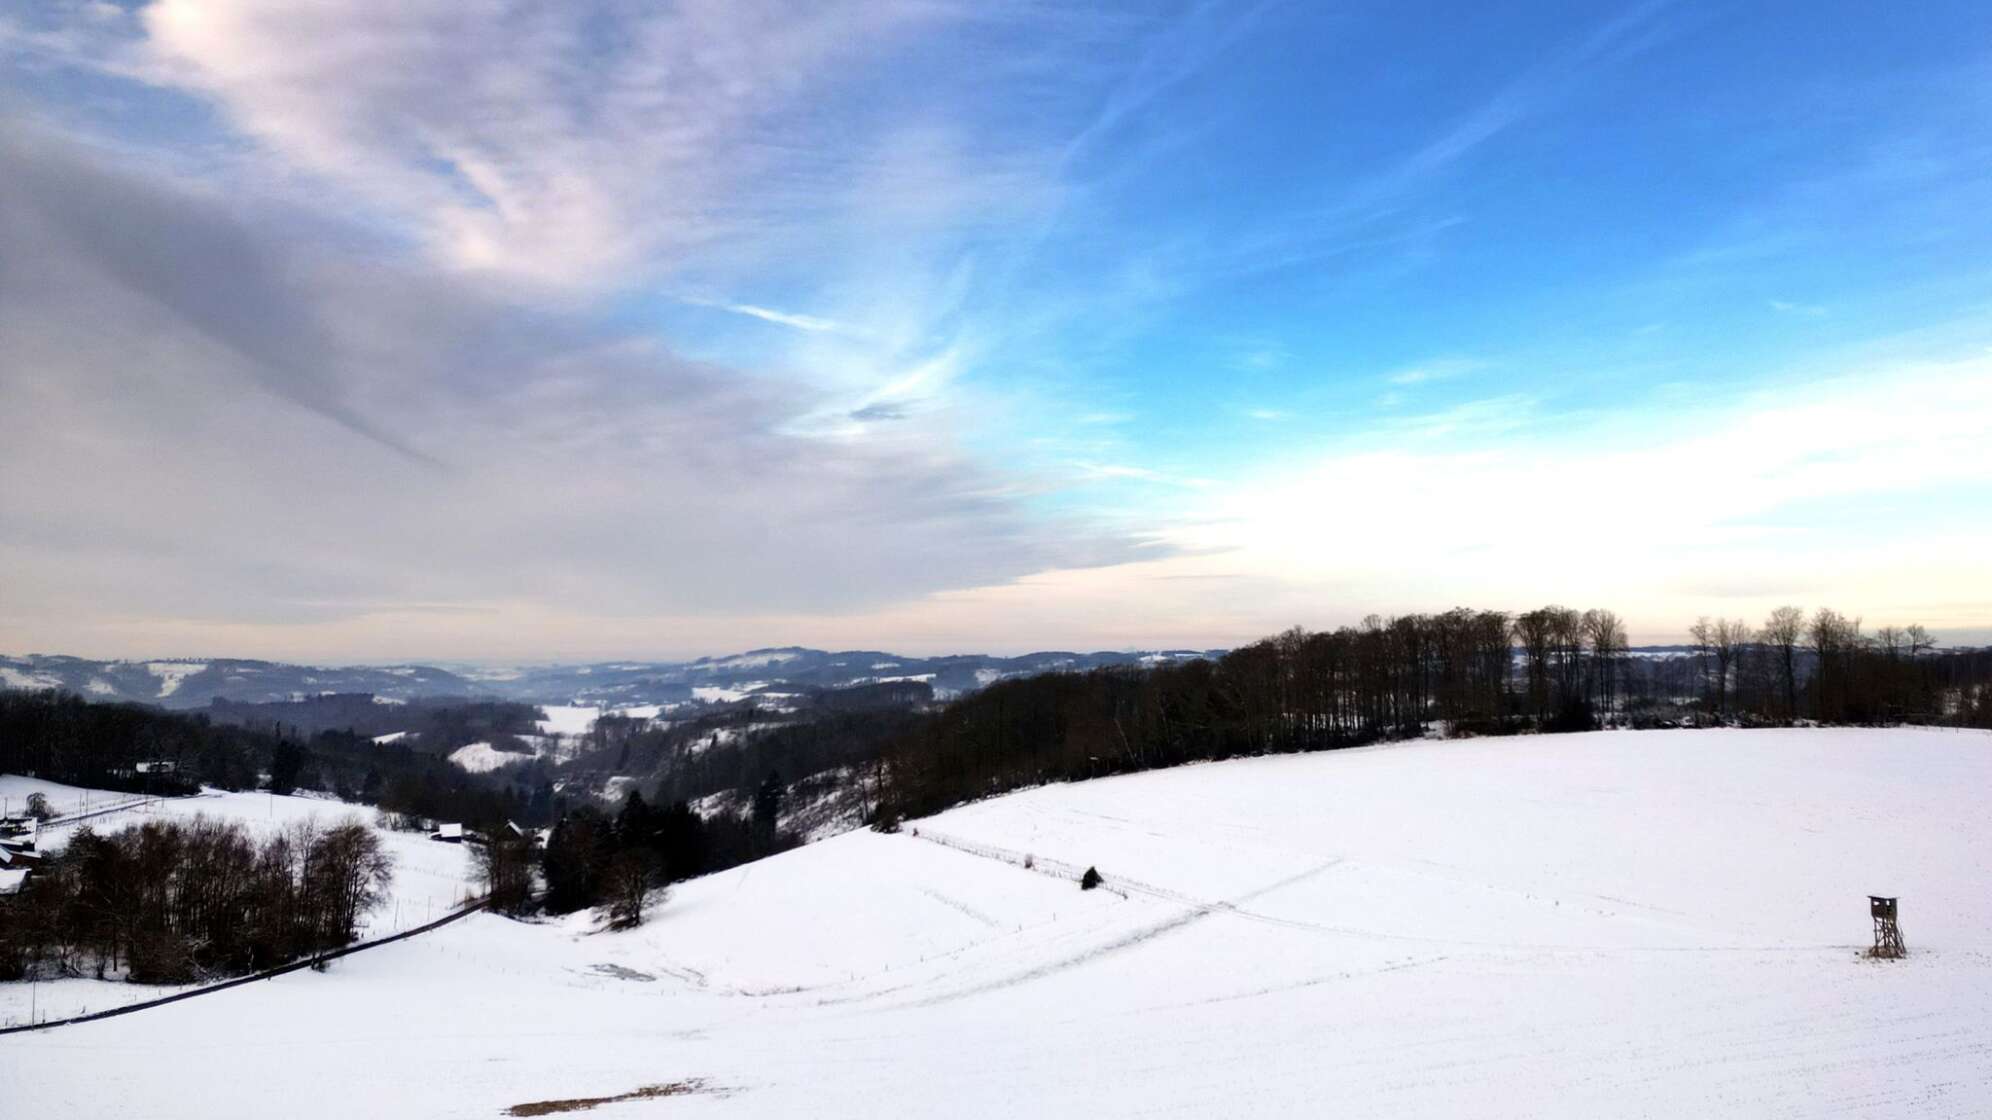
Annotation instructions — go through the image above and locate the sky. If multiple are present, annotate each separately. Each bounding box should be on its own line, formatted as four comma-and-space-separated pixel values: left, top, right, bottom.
3, 0, 1991, 662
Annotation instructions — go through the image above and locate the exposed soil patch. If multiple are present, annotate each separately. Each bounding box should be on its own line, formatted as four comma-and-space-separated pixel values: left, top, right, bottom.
587, 963, 657, 982
505, 1079, 718, 1115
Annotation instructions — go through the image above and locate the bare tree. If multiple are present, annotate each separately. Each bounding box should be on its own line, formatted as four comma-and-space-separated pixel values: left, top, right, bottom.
1762, 606, 1805, 721
1711, 618, 1753, 721
476, 835, 535, 917
1689, 618, 1715, 718
1582, 609, 1628, 720
603, 849, 659, 930
1876, 626, 1905, 660
308, 821, 394, 951
1514, 609, 1558, 723
1906, 624, 1936, 657
1808, 608, 1863, 721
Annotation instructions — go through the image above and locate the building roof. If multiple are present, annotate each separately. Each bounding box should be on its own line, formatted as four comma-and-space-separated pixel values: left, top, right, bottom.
0, 868, 27, 895
434, 822, 464, 839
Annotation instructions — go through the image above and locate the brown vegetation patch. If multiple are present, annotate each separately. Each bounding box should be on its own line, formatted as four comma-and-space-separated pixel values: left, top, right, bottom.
505, 1079, 717, 1116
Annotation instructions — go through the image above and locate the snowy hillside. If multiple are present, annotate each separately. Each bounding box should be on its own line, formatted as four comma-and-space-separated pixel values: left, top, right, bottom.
0, 647, 1232, 710
0, 776, 478, 1025
0, 655, 485, 708
8, 727, 1991, 1117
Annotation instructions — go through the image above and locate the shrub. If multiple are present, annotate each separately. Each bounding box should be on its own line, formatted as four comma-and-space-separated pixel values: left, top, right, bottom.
127, 929, 197, 985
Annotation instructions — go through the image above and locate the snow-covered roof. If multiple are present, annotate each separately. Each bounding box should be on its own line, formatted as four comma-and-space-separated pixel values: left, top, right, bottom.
434, 822, 464, 839
0, 868, 27, 895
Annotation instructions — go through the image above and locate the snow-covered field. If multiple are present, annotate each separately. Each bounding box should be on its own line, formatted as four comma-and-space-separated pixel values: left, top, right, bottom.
0, 777, 477, 1025
447, 740, 523, 773
535, 703, 603, 736
8, 727, 1992, 1117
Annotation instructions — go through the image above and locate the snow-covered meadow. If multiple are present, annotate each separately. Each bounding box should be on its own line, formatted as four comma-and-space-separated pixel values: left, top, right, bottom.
0, 776, 477, 1025
7, 727, 1991, 1117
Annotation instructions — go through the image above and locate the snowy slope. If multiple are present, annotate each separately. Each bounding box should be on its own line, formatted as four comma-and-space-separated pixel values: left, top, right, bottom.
0, 778, 477, 1025
6, 727, 1992, 1118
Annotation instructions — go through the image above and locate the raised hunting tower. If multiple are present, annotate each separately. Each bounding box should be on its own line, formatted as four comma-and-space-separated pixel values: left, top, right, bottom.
1868, 895, 1905, 959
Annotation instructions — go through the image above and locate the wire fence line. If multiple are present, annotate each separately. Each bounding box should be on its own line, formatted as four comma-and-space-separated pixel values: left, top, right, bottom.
0, 895, 488, 1036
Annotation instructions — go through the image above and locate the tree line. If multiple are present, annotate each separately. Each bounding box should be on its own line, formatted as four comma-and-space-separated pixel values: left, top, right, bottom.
491, 783, 798, 929
1684, 607, 1988, 725
0, 816, 391, 984
876, 605, 1990, 823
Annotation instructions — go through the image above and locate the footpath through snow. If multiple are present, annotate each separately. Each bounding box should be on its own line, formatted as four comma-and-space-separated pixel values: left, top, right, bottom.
6, 727, 1992, 1118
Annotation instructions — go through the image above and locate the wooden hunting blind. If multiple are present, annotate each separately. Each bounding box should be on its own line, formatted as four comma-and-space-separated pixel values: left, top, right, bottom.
1868, 895, 1905, 959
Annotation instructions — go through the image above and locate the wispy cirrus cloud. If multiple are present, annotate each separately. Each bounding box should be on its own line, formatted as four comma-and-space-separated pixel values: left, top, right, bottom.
680, 296, 850, 335
1386, 357, 1487, 386
5, 0, 1992, 661
0, 122, 1163, 658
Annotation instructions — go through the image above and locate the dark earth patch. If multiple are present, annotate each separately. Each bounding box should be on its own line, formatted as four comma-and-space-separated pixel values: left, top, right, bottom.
505, 1079, 719, 1115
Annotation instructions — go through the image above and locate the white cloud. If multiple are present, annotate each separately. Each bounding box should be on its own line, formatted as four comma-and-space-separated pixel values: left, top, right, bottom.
681, 296, 847, 334
0, 124, 1158, 659
1158, 355, 1992, 636
120, 0, 956, 289
1385, 356, 1485, 385
1072, 462, 1214, 489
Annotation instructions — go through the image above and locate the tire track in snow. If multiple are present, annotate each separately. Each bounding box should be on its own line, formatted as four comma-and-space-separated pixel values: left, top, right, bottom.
893, 850, 1349, 1008
917, 886, 1003, 928
903, 827, 1853, 956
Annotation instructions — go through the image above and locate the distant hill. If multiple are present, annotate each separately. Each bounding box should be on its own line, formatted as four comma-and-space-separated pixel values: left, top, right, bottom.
0, 648, 1226, 710
0, 656, 485, 709
463, 647, 1227, 707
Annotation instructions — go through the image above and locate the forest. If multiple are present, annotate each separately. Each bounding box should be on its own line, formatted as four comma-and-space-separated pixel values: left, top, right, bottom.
0, 690, 548, 831
874, 606, 1992, 822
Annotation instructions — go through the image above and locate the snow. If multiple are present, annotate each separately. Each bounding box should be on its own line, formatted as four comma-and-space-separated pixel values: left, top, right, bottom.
7, 727, 1992, 1117
141, 661, 207, 697
0, 775, 147, 821
691, 684, 754, 704
705, 650, 800, 670
84, 677, 117, 695
448, 741, 526, 774
534, 704, 599, 736
371, 730, 409, 745
0, 777, 477, 1026
0, 666, 62, 690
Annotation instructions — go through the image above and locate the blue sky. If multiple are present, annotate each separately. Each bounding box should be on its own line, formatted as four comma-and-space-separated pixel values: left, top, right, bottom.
2, 0, 1990, 660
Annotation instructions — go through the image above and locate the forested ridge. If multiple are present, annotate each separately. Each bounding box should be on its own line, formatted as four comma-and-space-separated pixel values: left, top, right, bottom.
874, 606, 1992, 823
0, 691, 545, 829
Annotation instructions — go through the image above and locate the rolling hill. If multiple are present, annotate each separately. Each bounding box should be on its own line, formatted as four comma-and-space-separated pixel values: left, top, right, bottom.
8, 725, 1988, 1117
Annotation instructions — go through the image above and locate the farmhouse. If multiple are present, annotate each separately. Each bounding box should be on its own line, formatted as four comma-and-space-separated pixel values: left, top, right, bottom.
0, 818, 42, 889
